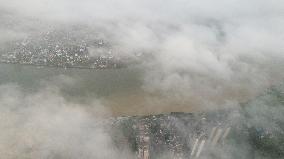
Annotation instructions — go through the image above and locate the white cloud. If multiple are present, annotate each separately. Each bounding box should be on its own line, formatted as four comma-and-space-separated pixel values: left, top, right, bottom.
0, 0, 283, 116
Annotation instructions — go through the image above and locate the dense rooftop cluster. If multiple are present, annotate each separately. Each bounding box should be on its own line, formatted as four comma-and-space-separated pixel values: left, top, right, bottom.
109, 84, 284, 159
0, 30, 125, 69
107, 86, 284, 159
109, 111, 234, 159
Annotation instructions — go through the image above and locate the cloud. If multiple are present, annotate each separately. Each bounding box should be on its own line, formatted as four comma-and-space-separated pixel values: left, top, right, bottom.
0, 83, 134, 159
0, 1, 284, 158
0, 0, 283, 116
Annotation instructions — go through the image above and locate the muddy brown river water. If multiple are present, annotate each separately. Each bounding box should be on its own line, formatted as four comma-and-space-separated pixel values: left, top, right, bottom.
0, 63, 205, 116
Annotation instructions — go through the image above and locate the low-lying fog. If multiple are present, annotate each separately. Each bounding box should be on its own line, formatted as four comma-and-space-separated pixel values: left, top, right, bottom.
0, 0, 284, 158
